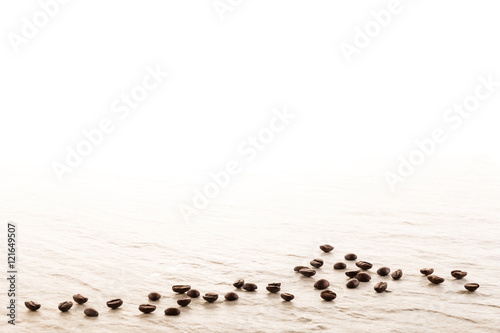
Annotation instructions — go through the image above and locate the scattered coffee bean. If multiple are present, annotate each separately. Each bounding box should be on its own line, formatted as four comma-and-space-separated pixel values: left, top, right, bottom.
243, 283, 258, 291
391, 269, 403, 280
84, 308, 99, 317
345, 270, 361, 278
451, 270, 468, 279
73, 294, 88, 305
377, 267, 391, 276
177, 298, 191, 307
224, 292, 239, 301
427, 275, 445, 284
172, 285, 191, 294
310, 258, 324, 268
106, 299, 123, 309
314, 279, 330, 290
320, 244, 334, 253
333, 262, 347, 270
266, 283, 281, 293
320, 290, 337, 301
58, 301, 73, 312
420, 268, 434, 276
344, 253, 357, 261
299, 268, 316, 277
138, 304, 156, 314
374, 282, 388, 293
233, 279, 245, 288
25, 301, 41, 311
187, 289, 200, 298
346, 278, 360, 289
203, 293, 218, 303
294, 266, 309, 272
164, 308, 180, 316
355, 261, 373, 270
464, 283, 479, 291
281, 293, 294, 301
148, 292, 161, 301
355, 272, 372, 282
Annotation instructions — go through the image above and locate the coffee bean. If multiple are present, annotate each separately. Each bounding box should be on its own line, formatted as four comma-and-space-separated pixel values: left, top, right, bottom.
164, 308, 181, 316
72, 294, 88, 305
25, 301, 41, 311
243, 283, 258, 292
310, 258, 324, 268
224, 292, 239, 301
187, 289, 200, 298
84, 308, 99, 317
451, 270, 468, 279
203, 293, 218, 303
299, 268, 316, 277
107, 299, 123, 309
314, 279, 330, 290
177, 298, 191, 307
420, 268, 434, 276
346, 278, 360, 289
374, 282, 388, 293
320, 290, 337, 301
427, 275, 444, 284
266, 283, 281, 293
345, 270, 360, 278
320, 244, 334, 253
464, 283, 479, 291
377, 267, 391, 276
172, 285, 191, 294
148, 292, 161, 301
138, 304, 156, 313
391, 269, 403, 280
280, 293, 294, 301
233, 279, 244, 288
333, 262, 346, 270
58, 301, 73, 312
355, 272, 371, 282
355, 261, 373, 270
344, 253, 357, 261
294, 266, 309, 272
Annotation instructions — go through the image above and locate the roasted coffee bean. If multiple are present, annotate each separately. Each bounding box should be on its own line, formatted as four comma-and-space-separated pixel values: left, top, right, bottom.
266, 283, 281, 293
177, 298, 191, 307
464, 283, 479, 291
320, 244, 334, 253
310, 259, 324, 268
377, 267, 391, 276
314, 279, 330, 290
243, 283, 258, 291
138, 304, 156, 313
164, 308, 181, 316
280, 293, 294, 301
224, 292, 239, 301
355, 272, 371, 282
203, 293, 218, 303
320, 290, 337, 301
451, 270, 468, 279
148, 292, 161, 301
187, 289, 200, 298
391, 269, 403, 280
374, 282, 388, 293
346, 278, 360, 289
355, 261, 373, 270
345, 270, 361, 278
233, 279, 245, 288
299, 268, 316, 277
172, 285, 191, 294
25, 301, 41, 311
420, 268, 434, 276
427, 275, 445, 284
58, 301, 73, 312
106, 299, 123, 309
73, 294, 88, 305
344, 253, 357, 261
84, 308, 99, 317
333, 262, 347, 270
294, 266, 309, 272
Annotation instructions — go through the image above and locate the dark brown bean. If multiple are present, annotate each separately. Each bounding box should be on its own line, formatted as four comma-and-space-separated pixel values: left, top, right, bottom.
84, 308, 99, 317
320, 290, 337, 301
374, 282, 388, 293
242, 283, 258, 291
427, 275, 445, 284
58, 301, 73, 312
346, 278, 360, 289
377, 267, 391, 276
314, 279, 330, 290
72, 294, 88, 305
355, 272, 372, 282
25, 301, 41, 311
345, 270, 360, 278
344, 253, 357, 261
177, 298, 191, 307
187, 289, 200, 298
280, 293, 294, 301
138, 304, 156, 313
172, 285, 191, 294
420, 268, 434, 276
148, 292, 161, 301
203, 293, 218, 303
299, 268, 316, 277
224, 292, 239, 301
464, 283, 479, 291
391, 269, 403, 280
266, 283, 281, 293
233, 279, 244, 288
164, 308, 180, 316
294, 266, 309, 272
355, 261, 373, 270
451, 270, 468, 279
320, 244, 334, 253
310, 258, 324, 268
333, 262, 347, 270
106, 299, 123, 309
